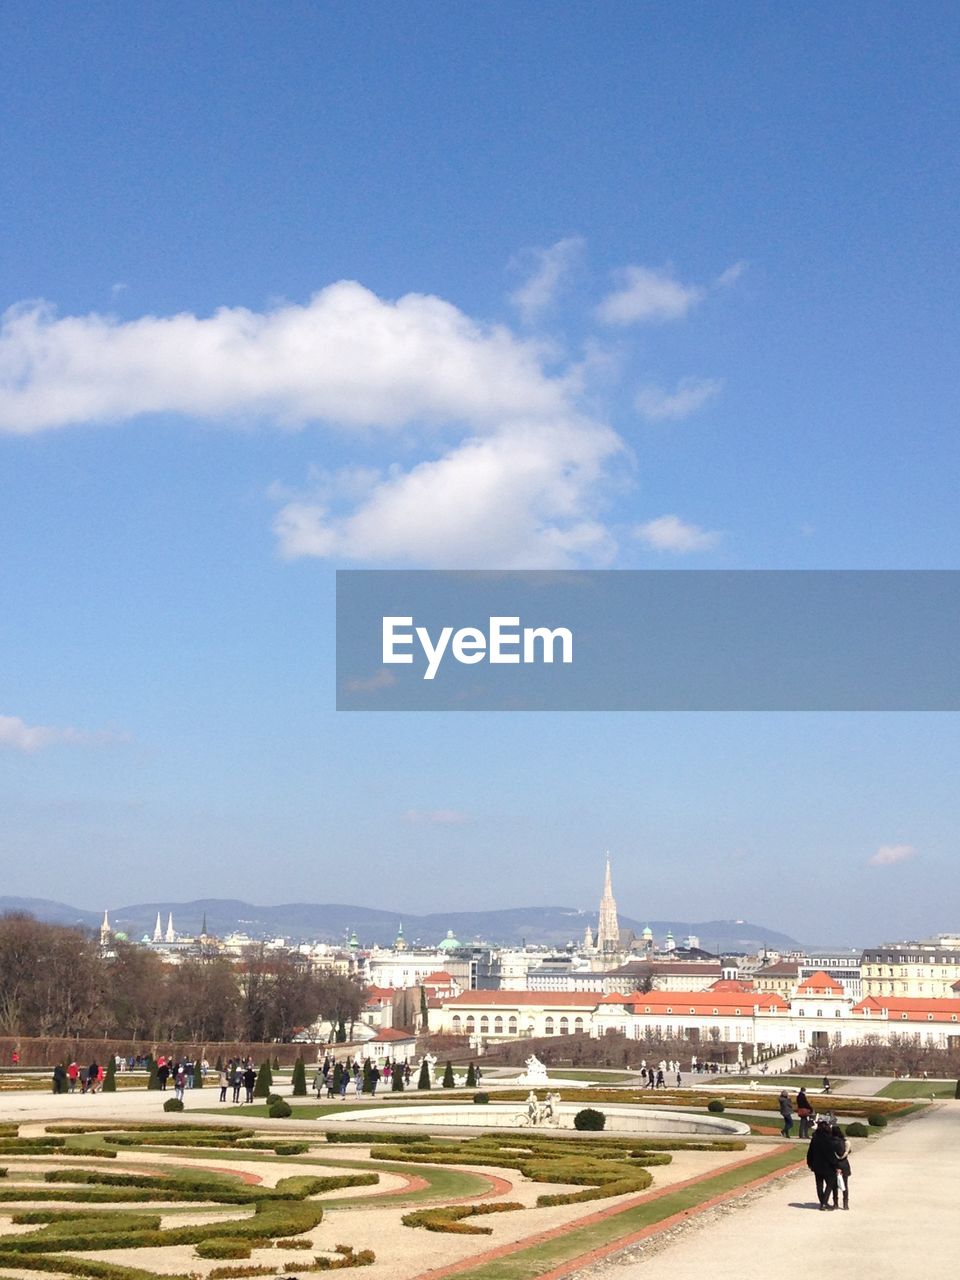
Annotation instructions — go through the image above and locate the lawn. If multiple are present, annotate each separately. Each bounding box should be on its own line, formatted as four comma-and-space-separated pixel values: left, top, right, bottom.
877, 1079, 958, 1099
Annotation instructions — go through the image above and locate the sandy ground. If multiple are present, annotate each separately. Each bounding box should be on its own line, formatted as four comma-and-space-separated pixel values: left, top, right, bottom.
576, 1103, 959, 1280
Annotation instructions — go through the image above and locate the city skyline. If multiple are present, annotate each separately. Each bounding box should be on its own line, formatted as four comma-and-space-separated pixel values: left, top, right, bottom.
2, 4, 959, 943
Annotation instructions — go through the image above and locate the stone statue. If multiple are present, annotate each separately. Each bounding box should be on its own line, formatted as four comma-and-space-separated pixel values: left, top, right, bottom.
518, 1053, 549, 1086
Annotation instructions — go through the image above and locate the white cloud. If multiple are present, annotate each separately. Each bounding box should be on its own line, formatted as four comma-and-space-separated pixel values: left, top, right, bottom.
274, 418, 622, 568
868, 843, 918, 867
343, 670, 397, 694
635, 376, 723, 421
510, 237, 584, 322
404, 808, 470, 826
0, 713, 111, 753
0, 284, 569, 435
634, 514, 722, 554
715, 261, 746, 288
596, 265, 705, 326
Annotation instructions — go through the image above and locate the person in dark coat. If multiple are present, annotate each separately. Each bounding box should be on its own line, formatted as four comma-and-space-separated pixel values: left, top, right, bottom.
796, 1087, 813, 1138
777, 1089, 794, 1138
831, 1124, 852, 1209
242, 1065, 256, 1103
806, 1120, 840, 1209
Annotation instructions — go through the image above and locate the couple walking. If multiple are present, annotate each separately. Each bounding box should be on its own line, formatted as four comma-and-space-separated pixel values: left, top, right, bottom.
806, 1119, 853, 1210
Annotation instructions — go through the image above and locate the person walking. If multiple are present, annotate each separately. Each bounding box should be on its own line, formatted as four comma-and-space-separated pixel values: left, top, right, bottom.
86, 1062, 99, 1094
831, 1124, 852, 1210
806, 1120, 840, 1209
778, 1089, 794, 1138
242, 1065, 256, 1104
370, 1064, 381, 1096
174, 1065, 186, 1101
231, 1064, 242, 1104
67, 1061, 79, 1093
796, 1087, 813, 1138
218, 1067, 228, 1102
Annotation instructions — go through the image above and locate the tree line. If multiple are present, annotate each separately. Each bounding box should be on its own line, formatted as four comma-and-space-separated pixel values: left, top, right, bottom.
0, 913, 366, 1044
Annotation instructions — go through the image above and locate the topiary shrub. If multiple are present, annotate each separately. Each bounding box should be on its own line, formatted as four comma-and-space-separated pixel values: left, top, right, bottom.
254, 1061, 273, 1098
845, 1121, 869, 1138
867, 1113, 888, 1128
391, 1066, 404, 1092
102, 1057, 117, 1093
196, 1238, 253, 1259
465, 1063, 477, 1088
273, 1055, 281, 1071
473, 1092, 490, 1105
442, 1061, 455, 1089
291, 1056, 307, 1097
267, 1093, 283, 1106
417, 1060, 431, 1091
955, 1078, 960, 1100
362, 1059, 374, 1094
147, 1058, 160, 1091
573, 1108, 606, 1131
707, 1099, 725, 1113
193, 1055, 203, 1088
163, 1097, 184, 1112
269, 1099, 292, 1119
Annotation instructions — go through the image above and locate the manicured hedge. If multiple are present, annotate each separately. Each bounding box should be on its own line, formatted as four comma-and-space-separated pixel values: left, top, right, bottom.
402, 1202, 522, 1234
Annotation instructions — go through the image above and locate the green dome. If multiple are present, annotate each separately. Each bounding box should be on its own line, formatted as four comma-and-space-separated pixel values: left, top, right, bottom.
438, 929, 460, 951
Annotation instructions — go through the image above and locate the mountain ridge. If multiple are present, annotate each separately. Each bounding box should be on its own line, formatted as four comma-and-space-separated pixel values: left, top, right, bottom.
0, 895, 801, 953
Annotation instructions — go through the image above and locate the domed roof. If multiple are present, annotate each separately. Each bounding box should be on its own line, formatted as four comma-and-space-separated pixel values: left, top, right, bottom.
438, 929, 460, 951
642, 925, 653, 938
114, 931, 129, 942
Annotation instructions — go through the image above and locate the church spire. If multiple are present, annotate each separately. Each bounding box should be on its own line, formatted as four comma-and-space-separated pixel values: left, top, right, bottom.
153, 911, 163, 943
596, 852, 620, 955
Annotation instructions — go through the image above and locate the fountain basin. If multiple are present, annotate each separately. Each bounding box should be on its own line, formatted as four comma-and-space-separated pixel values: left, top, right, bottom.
325, 1102, 749, 1137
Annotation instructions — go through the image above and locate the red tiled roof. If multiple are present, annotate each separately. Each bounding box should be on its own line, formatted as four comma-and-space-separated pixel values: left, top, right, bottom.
444, 990, 599, 1008
796, 970, 845, 994
709, 979, 756, 992
368, 1027, 417, 1042
852, 996, 960, 1022
612, 990, 787, 1014
422, 971, 455, 983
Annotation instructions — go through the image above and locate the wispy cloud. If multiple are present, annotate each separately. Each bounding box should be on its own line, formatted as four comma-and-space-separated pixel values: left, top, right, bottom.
634, 514, 722, 554
404, 808, 470, 826
0, 713, 120, 753
596, 265, 705, 326
344, 670, 397, 694
715, 261, 746, 288
510, 237, 584, 322
868, 843, 918, 867
634, 376, 722, 421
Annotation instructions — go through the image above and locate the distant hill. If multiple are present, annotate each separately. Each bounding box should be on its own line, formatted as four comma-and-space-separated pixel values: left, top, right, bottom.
0, 895, 800, 954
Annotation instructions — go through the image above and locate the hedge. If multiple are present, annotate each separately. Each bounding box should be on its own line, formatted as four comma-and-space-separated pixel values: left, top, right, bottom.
402, 1202, 523, 1235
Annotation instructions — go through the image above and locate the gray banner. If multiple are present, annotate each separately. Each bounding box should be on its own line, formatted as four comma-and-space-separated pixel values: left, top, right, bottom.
336, 570, 960, 711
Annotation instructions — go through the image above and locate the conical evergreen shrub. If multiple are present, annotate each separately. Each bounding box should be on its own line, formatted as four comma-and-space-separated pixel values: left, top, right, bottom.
254, 1061, 273, 1098
417, 1060, 431, 1090
955, 1079, 960, 1100
391, 1064, 404, 1091
291, 1055, 307, 1097
102, 1057, 117, 1093
147, 1057, 160, 1090
362, 1059, 374, 1093
465, 1063, 477, 1088
193, 1054, 203, 1088
273, 1054, 280, 1071
332, 1062, 343, 1093
215, 1054, 224, 1072
442, 1060, 455, 1088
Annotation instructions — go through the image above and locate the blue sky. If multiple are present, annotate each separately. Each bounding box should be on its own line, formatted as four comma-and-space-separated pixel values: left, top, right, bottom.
1, 1, 958, 943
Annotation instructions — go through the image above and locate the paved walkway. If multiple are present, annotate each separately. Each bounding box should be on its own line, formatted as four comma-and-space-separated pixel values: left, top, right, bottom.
595, 1102, 960, 1280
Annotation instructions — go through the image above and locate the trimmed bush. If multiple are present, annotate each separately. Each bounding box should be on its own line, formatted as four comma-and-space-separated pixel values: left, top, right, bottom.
417, 1060, 431, 1091
391, 1066, 404, 1092
291, 1056, 307, 1097
266, 1094, 282, 1106
867, 1113, 888, 1128
441, 1061, 455, 1089
573, 1108, 606, 1131
268, 1100, 292, 1119
254, 1062, 272, 1098
146, 1059, 160, 1091
402, 1202, 522, 1235
102, 1058, 116, 1094
473, 1092, 489, 1105
193, 1056, 203, 1089
361, 1060, 373, 1094
196, 1239, 252, 1259
844, 1122, 869, 1138
707, 1099, 725, 1113
162, 1098, 184, 1113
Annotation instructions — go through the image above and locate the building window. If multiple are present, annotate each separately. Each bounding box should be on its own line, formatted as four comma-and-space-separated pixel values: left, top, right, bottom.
559, 1017, 569, 1035
494, 1017, 503, 1034
544, 1018, 554, 1035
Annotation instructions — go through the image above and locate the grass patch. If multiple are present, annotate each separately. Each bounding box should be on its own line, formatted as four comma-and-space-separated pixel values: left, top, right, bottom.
877, 1080, 957, 1099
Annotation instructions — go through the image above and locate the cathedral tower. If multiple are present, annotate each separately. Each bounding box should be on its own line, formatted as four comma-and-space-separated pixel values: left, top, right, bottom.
596, 853, 620, 954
